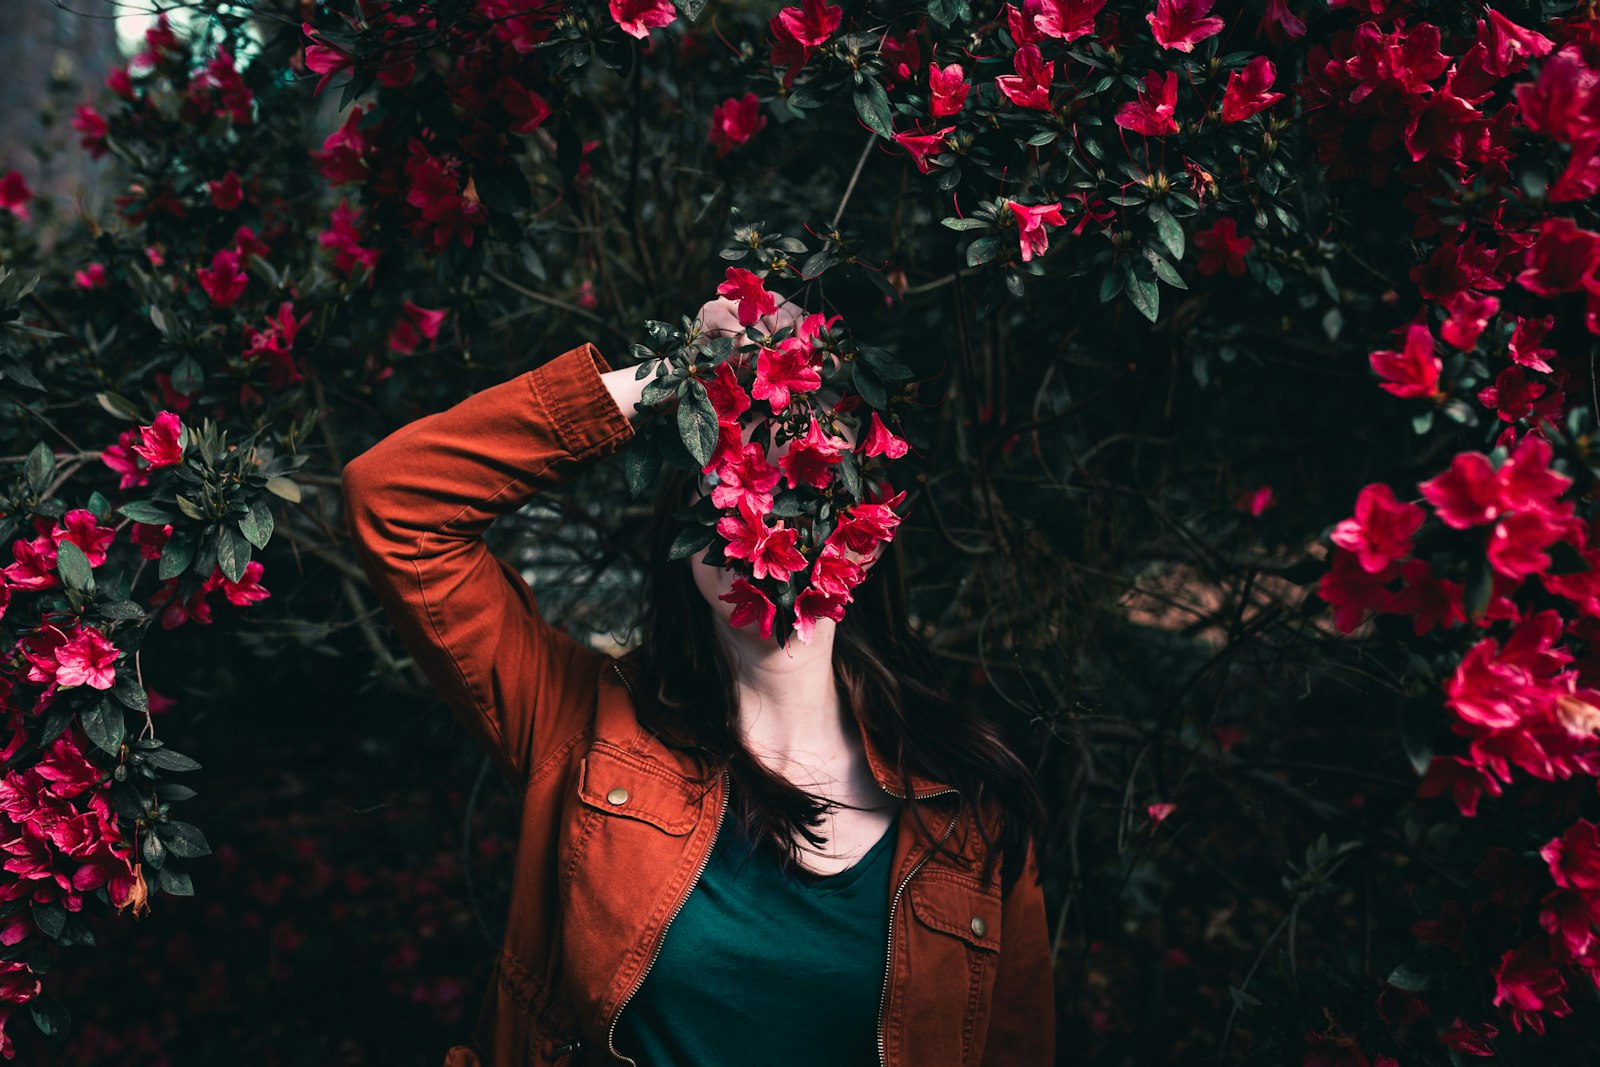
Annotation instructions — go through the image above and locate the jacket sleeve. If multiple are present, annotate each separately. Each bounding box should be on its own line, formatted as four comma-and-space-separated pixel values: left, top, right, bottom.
987, 840, 1056, 1066
341, 341, 636, 787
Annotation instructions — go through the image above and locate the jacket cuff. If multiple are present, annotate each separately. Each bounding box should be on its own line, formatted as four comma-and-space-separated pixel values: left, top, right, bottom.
526, 341, 635, 460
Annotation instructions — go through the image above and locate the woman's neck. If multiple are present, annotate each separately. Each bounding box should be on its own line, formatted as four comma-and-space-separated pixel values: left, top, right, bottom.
717, 616, 856, 775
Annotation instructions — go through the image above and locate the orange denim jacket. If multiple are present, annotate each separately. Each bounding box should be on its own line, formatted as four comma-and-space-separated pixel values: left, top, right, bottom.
340, 341, 1057, 1066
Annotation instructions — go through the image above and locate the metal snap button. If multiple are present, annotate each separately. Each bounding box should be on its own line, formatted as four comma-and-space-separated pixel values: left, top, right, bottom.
606, 786, 630, 805
970, 916, 987, 938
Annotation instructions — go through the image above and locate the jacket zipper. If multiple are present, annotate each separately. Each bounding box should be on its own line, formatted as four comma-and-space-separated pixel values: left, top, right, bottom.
605, 661, 729, 1067
877, 785, 962, 1067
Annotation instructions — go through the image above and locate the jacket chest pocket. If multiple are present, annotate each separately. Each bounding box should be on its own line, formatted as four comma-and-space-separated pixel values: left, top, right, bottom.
560, 741, 704, 887
907, 869, 1004, 1066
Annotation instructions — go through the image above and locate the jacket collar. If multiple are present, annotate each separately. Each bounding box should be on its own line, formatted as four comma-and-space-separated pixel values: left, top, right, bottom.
610, 658, 959, 800
848, 700, 960, 800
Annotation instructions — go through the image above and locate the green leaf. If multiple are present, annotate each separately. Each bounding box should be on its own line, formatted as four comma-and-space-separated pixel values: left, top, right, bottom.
264, 476, 301, 503
158, 535, 195, 580
966, 236, 1004, 267
853, 80, 893, 140
157, 866, 194, 896
1099, 267, 1125, 302
1386, 961, 1431, 993
56, 539, 94, 595
940, 217, 988, 232
84, 699, 127, 757
27, 995, 69, 1038
1144, 247, 1187, 289
668, 523, 718, 561
1147, 202, 1184, 261
1398, 700, 1433, 778
217, 525, 251, 584
624, 441, 664, 500
144, 747, 201, 772
113, 674, 149, 713
157, 820, 211, 859
927, 0, 969, 26
170, 356, 203, 397
32, 901, 65, 940
117, 500, 179, 525
676, 380, 719, 469
1125, 268, 1160, 323
24, 442, 53, 494
98, 600, 147, 621
239, 499, 274, 550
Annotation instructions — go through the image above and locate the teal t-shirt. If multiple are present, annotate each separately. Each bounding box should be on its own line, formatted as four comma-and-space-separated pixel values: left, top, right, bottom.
611, 790, 900, 1066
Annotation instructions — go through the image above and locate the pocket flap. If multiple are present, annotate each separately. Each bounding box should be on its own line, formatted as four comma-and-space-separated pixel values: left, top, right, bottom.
577, 742, 701, 836
909, 870, 1003, 952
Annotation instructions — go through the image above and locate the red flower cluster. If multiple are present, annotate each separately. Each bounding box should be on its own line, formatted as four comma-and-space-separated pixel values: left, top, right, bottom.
686, 274, 912, 645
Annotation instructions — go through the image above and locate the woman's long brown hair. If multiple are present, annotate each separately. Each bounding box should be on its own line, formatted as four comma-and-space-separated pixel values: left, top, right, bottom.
617, 463, 1049, 897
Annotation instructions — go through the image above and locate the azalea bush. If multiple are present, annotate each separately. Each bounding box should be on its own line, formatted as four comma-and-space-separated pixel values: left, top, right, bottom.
4, 0, 1600, 1061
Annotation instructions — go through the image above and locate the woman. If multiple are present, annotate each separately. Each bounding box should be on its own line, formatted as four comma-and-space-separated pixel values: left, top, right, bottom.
340, 296, 1056, 1066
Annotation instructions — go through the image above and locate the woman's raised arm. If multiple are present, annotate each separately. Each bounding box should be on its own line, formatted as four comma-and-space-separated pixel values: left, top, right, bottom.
341, 342, 638, 787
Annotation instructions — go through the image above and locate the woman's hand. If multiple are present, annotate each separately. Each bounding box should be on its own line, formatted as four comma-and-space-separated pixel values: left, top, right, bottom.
693, 293, 805, 349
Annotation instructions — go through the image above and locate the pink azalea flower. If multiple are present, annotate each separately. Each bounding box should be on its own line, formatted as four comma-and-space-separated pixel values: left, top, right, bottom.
55, 628, 118, 690
711, 443, 782, 516
751, 338, 822, 411
710, 92, 767, 158
810, 537, 866, 597
1115, 69, 1179, 135
860, 411, 909, 459
1492, 940, 1571, 1036
1146, 0, 1224, 52
1009, 200, 1066, 262
1419, 432, 1570, 530
719, 578, 777, 640
52, 510, 115, 567
778, 416, 848, 490
197, 248, 248, 307
498, 77, 552, 134
996, 45, 1054, 110
72, 263, 107, 290
793, 586, 850, 644
1516, 216, 1600, 297
1368, 321, 1440, 398
716, 267, 778, 326
314, 106, 371, 186
320, 200, 381, 279
892, 126, 956, 175
0, 171, 32, 222
1440, 291, 1499, 351
775, 0, 842, 47
1255, 0, 1305, 43
608, 0, 678, 38
706, 362, 752, 424
1330, 483, 1423, 574
205, 560, 271, 606
833, 490, 907, 553
751, 523, 807, 582
132, 411, 186, 470
387, 301, 449, 355
929, 63, 969, 117
301, 22, 354, 96
1316, 547, 1401, 634
208, 171, 244, 210
1192, 216, 1251, 275
72, 105, 108, 158
1540, 818, 1600, 891
3, 537, 58, 591
1220, 55, 1283, 123
1028, 0, 1106, 41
